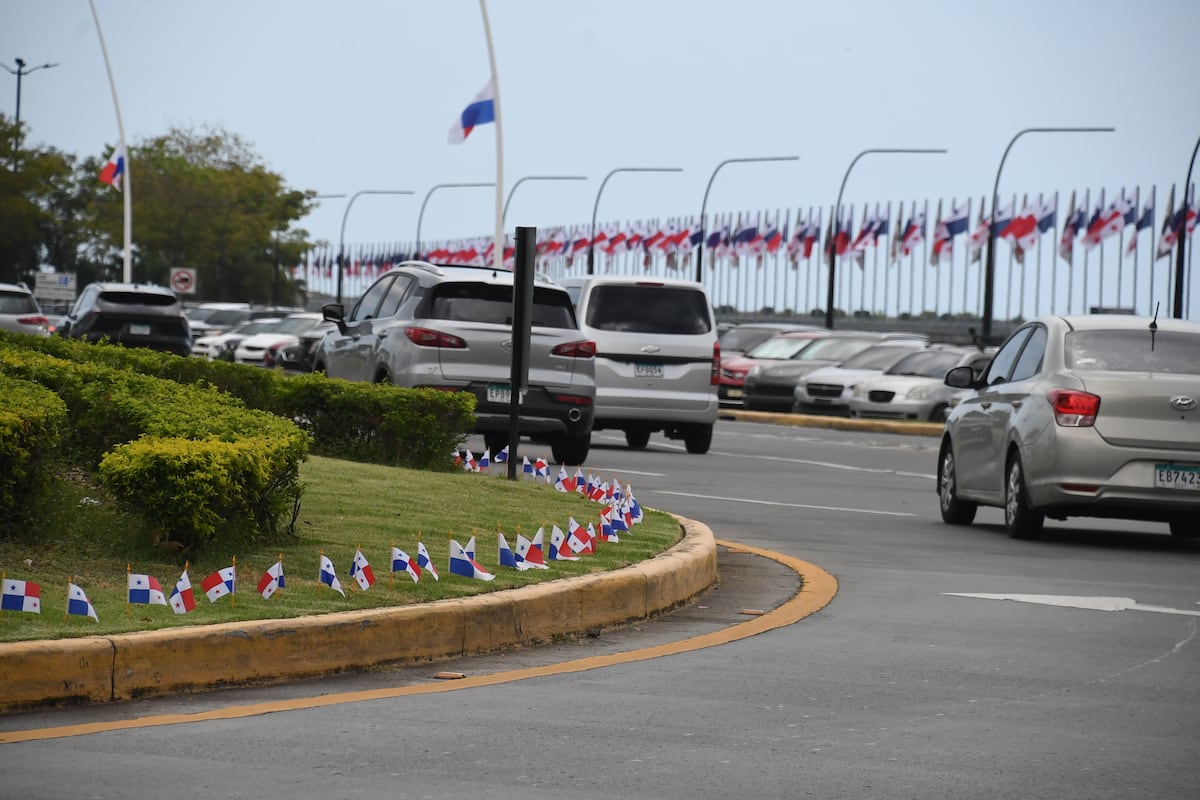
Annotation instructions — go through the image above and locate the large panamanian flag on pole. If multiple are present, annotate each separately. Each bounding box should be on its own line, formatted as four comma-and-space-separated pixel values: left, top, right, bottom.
448, 78, 496, 144
99, 143, 126, 190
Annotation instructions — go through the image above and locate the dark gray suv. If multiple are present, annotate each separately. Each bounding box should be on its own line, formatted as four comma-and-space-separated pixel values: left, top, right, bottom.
58, 282, 191, 356
316, 261, 597, 465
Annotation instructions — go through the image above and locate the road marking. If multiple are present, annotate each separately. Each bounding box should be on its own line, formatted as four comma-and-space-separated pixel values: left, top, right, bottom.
945, 593, 1200, 617
0, 541, 836, 744
654, 490, 917, 517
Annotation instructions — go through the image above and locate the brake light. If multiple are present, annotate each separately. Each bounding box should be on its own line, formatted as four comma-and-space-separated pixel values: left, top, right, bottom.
404, 327, 467, 348
550, 393, 593, 406
552, 340, 596, 358
710, 341, 721, 386
17, 315, 50, 326
1048, 388, 1100, 427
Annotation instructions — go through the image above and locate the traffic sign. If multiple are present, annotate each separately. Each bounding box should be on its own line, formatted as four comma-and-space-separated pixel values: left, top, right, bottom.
169, 268, 197, 294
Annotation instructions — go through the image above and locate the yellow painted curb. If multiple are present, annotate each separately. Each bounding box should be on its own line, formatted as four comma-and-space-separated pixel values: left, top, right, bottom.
0, 516, 717, 711
722, 409, 943, 437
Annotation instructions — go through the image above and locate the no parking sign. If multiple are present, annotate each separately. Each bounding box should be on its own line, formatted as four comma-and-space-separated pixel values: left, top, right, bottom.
169, 268, 196, 294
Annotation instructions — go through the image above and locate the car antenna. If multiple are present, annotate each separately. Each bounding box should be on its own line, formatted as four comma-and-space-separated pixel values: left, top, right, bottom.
1149, 302, 1159, 352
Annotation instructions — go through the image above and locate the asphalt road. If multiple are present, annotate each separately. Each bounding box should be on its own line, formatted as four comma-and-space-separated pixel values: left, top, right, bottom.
2, 419, 1198, 799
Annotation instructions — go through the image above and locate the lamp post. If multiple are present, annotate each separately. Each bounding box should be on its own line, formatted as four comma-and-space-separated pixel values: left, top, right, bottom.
337, 189, 413, 304
983, 126, 1114, 342
3, 57, 59, 163
501, 175, 588, 225
587, 167, 682, 274
1173, 133, 1200, 320
415, 182, 494, 258
824, 148, 947, 330
695, 156, 798, 283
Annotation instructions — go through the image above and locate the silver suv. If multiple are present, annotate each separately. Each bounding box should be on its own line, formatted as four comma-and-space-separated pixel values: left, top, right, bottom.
0, 282, 52, 337
315, 261, 596, 465
557, 276, 719, 454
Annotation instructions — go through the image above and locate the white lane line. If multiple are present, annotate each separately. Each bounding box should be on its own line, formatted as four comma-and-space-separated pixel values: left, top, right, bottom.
654, 490, 917, 518
945, 593, 1200, 617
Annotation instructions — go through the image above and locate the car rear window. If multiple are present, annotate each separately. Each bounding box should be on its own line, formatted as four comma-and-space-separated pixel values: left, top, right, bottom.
0, 291, 38, 314
1065, 330, 1200, 374
585, 285, 711, 334
795, 337, 878, 362
428, 283, 576, 329
99, 291, 179, 307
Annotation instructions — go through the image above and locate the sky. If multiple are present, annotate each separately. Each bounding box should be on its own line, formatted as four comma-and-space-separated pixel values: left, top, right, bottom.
4, 0, 1200, 318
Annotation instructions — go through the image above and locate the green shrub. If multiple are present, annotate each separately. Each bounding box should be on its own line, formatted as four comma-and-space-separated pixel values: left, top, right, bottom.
0, 374, 68, 524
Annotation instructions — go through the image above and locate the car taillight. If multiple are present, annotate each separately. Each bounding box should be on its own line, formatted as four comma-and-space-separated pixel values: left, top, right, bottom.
17, 315, 50, 326
550, 392, 593, 406
711, 341, 721, 386
552, 340, 596, 358
1048, 388, 1100, 427
404, 327, 467, 348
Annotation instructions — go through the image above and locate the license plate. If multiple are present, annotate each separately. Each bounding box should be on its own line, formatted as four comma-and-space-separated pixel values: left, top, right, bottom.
635, 362, 664, 378
128, 323, 151, 336
727, 388, 743, 398
1155, 464, 1200, 490
486, 385, 511, 404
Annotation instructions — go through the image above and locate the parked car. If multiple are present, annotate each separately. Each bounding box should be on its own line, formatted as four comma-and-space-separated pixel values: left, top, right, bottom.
558, 275, 718, 454
265, 320, 335, 373
233, 312, 326, 367
0, 281, 52, 337
717, 322, 823, 358
316, 261, 596, 465
57, 282, 191, 356
742, 331, 926, 412
936, 314, 1200, 538
190, 317, 283, 359
719, 329, 830, 407
850, 346, 995, 422
184, 302, 253, 337
792, 339, 932, 415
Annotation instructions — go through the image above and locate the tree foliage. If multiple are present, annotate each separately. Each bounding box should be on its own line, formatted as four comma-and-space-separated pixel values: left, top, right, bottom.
1, 117, 319, 305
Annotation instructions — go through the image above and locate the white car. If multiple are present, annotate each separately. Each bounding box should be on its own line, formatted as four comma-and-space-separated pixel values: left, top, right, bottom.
233, 312, 325, 366
191, 317, 282, 359
0, 281, 52, 337
792, 340, 930, 415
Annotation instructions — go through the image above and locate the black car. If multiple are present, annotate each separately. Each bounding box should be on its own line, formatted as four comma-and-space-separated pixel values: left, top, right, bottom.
57, 282, 192, 356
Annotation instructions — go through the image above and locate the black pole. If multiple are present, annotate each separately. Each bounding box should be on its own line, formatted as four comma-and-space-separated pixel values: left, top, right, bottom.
507, 226, 536, 480
1173, 134, 1200, 319
271, 228, 280, 308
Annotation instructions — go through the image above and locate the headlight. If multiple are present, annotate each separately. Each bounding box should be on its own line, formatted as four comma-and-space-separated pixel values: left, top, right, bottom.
747, 366, 761, 380
906, 385, 929, 400
851, 383, 864, 398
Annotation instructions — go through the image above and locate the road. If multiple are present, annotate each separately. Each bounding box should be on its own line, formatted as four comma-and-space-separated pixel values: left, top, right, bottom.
2, 419, 1198, 799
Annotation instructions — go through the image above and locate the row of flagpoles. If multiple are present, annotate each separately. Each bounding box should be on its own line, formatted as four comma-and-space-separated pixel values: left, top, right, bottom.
0, 453, 644, 625
295, 184, 1196, 322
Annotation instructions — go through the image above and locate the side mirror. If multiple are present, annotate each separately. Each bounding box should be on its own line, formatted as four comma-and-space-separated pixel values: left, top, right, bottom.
321, 303, 349, 335
944, 365, 977, 389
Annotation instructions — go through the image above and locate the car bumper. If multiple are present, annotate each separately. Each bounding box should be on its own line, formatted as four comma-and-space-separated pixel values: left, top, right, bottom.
446, 384, 596, 439
849, 397, 938, 421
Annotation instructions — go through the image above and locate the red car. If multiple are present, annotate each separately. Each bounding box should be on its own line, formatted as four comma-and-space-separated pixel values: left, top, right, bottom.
719, 330, 829, 407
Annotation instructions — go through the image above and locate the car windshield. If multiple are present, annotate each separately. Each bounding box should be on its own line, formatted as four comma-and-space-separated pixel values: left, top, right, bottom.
584, 285, 711, 334
273, 316, 322, 334
793, 337, 877, 362
185, 306, 219, 322
720, 327, 785, 353
839, 345, 923, 370
747, 335, 819, 359
886, 350, 965, 377
234, 319, 281, 335
204, 309, 249, 327
1065, 330, 1200, 374
428, 283, 577, 329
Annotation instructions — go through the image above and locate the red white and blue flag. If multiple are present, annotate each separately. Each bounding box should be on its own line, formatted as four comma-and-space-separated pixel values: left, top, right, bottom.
449, 538, 495, 581
99, 143, 126, 190
1125, 187, 1154, 256
257, 560, 285, 599
1059, 191, 1085, 264
548, 524, 580, 561
169, 568, 196, 614
202, 565, 236, 603
319, 555, 346, 597
417, 541, 440, 581
67, 582, 99, 622
128, 573, 168, 606
349, 548, 375, 591
391, 546, 421, 583
497, 531, 532, 571
2, 578, 41, 613
516, 529, 550, 569
566, 516, 591, 555
448, 78, 496, 144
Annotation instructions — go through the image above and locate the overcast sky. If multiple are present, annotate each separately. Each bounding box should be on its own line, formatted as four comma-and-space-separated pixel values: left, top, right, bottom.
5, 0, 1199, 314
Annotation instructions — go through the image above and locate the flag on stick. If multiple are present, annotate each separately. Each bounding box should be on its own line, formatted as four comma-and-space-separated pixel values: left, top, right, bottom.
1, 576, 41, 614
257, 556, 285, 599
169, 565, 196, 614
67, 580, 99, 622
127, 569, 168, 607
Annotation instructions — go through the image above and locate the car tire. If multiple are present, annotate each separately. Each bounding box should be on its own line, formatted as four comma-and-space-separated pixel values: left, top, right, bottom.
1168, 516, 1198, 537
937, 443, 977, 525
625, 429, 651, 449
1005, 452, 1044, 539
483, 433, 508, 455
684, 423, 713, 455
928, 404, 950, 423
551, 433, 590, 466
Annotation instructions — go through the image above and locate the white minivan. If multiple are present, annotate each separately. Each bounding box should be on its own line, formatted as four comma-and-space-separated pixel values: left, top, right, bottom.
558, 276, 719, 454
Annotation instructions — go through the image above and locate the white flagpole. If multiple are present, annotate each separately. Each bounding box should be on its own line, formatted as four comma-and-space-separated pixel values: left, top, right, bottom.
478, 0, 504, 272
89, 0, 132, 282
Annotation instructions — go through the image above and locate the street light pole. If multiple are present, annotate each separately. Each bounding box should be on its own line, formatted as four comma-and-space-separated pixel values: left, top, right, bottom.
695, 156, 798, 283
1173, 133, 1200, 320
983, 126, 1114, 342
824, 148, 947, 330
337, 189, 413, 304
415, 182, 494, 258
3, 57, 59, 166
587, 167, 682, 274
502, 175, 588, 226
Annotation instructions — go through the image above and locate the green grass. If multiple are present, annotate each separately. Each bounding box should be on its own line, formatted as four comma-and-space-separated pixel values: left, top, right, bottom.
0, 456, 678, 642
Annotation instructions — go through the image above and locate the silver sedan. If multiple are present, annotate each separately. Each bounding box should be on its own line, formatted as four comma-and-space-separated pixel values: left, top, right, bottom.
936, 314, 1200, 538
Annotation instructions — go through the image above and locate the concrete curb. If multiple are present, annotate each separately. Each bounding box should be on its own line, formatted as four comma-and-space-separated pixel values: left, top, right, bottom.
0, 516, 717, 712
721, 409, 944, 437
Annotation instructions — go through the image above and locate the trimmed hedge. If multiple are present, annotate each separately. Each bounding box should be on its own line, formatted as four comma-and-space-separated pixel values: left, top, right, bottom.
0, 374, 68, 522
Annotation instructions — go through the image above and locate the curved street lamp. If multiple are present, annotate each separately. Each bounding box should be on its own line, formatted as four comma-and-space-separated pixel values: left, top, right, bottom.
337, 189, 414, 304
501, 175, 588, 226
414, 182, 495, 257
587, 166, 682, 274
695, 156, 799, 283
825, 148, 947, 329
1173, 133, 1200, 320
3, 57, 59, 166
983, 126, 1114, 341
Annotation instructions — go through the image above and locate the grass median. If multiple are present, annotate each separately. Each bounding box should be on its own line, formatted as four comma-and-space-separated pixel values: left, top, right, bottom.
0, 455, 679, 643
